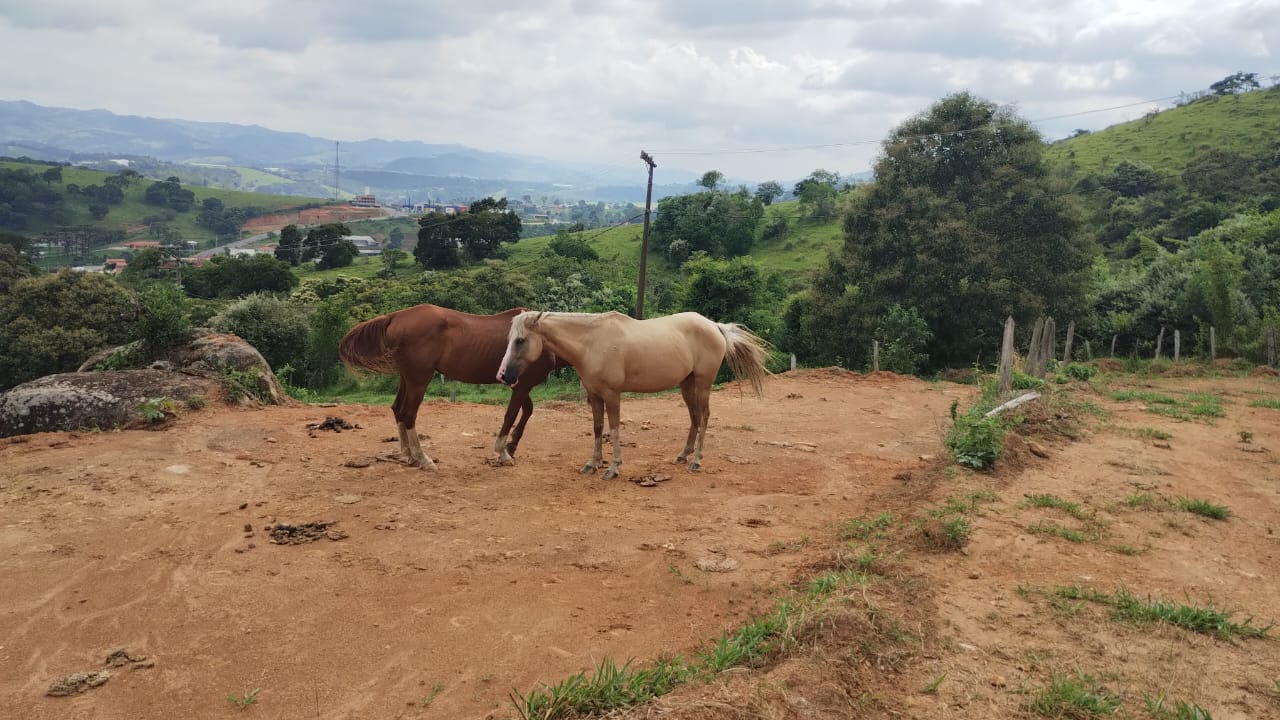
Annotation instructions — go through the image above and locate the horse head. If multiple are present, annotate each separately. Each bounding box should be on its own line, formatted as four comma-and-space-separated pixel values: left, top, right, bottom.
497, 311, 546, 386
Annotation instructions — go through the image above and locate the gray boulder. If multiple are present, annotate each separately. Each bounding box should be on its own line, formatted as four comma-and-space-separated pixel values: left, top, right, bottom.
1, 330, 290, 438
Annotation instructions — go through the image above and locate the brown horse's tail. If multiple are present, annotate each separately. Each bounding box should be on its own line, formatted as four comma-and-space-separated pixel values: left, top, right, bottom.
339, 314, 398, 376
716, 322, 771, 398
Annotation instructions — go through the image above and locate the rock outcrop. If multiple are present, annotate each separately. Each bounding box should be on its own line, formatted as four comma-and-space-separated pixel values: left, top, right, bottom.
0, 330, 289, 438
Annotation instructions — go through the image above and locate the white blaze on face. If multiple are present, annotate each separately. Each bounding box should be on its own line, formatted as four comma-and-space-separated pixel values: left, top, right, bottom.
497, 314, 526, 383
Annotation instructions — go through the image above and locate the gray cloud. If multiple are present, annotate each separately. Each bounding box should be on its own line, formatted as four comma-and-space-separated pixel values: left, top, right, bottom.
0, 0, 1273, 180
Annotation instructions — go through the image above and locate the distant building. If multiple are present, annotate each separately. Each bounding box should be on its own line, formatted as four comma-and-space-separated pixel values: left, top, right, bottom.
103, 258, 128, 274
123, 240, 162, 249
351, 194, 378, 208
344, 235, 383, 256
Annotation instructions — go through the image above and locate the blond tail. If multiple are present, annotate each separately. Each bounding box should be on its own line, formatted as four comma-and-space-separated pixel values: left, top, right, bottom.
717, 323, 771, 398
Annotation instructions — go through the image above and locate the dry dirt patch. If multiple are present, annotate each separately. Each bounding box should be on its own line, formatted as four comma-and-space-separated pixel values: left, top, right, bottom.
3, 371, 1277, 719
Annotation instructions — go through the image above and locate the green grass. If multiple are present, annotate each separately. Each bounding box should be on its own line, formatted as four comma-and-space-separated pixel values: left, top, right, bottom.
1175, 497, 1231, 520
1247, 398, 1280, 410
1024, 493, 1092, 521
1107, 388, 1226, 422
306, 373, 584, 406
1029, 521, 1091, 543
838, 512, 895, 541
1132, 427, 1173, 441
1145, 691, 1214, 719
1046, 87, 1280, 176
1028, 673, 1122, 718
511, 570, 865, 720
1051, 585, 1272, 639
226, 688, 261, 711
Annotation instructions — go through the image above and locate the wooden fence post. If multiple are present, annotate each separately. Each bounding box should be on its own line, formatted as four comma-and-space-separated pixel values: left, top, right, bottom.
1210, 327, 1216, 361
1084, 339, 1092, 361
1038, 317, 1056, 377
1154, 326, 1165, 360
1027, 317, 1045, 374
1062, 320, 1075, 364
790, 353, 797, 372
872, 341, 880, 372
1110, 334, 1117, 358
1173, 329, 1180, 362
998, 316, 1015, 397
1269, 326, 1277, 367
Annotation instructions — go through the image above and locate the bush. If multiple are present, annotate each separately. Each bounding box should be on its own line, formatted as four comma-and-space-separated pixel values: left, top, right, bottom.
137, 282, 193, 358
945, 411, 1004, 469
874, 304, 931, 374
1060, 363, 1096, 381
209, 294, 311, 371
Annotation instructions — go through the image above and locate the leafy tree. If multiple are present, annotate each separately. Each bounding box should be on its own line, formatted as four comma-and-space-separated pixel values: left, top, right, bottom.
754, 180, 784, 206
1210, 71, 1260, 95
143, 177, 195, 212
549, 228, 599, 261
651, 188, 764, 262
792, 169, 840, 219
697, 170, 725, 191
874, 304, 932, 374
792, 92, 1093, 368
301, 223, 354, 269
1105, 160, 1161, 198
679, 255, 764, 324
459, 197, 522, 261
0, 242, 37, 294
387, 226, 405, 250
0, 270, 138, 390
1184, 149, 1254, 200
120, 248, 170, 286
42, 166, 63, 184
414, 212, 462, 269
274, 224, 304, 266
380, 248, 407, 275
183, 253, 298, 299
316, 238, 357, 270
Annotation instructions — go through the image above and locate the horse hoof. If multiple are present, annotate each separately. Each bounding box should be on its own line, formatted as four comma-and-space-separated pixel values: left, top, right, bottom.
674, 456, 687, 465
494, 456, 515, 467
689, 462, 701, 473
602, 467, 619, 481
580, 464, 598, 475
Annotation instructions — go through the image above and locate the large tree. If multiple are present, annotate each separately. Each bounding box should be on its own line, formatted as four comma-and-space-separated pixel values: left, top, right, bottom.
789, 92, 1094, 369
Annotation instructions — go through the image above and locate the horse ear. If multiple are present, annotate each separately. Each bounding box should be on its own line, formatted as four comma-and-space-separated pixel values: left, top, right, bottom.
530, 311, 546, 329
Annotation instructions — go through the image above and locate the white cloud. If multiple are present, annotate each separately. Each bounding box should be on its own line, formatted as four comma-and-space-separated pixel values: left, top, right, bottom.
0, 0, 1274, 181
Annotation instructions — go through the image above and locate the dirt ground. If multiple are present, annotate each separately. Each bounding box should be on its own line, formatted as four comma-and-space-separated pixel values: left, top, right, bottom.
242, 206, 390, 235
2, 369, 1279, 719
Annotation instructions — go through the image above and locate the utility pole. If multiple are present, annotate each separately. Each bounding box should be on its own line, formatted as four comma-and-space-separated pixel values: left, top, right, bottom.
636, 150, 657, 319
334, 141, 340, 201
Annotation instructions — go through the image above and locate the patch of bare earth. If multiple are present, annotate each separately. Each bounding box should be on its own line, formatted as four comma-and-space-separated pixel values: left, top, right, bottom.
3, 370, 1278, 719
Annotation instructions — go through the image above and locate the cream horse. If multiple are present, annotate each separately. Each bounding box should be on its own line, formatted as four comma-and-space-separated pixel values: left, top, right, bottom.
497, 310, 769, 480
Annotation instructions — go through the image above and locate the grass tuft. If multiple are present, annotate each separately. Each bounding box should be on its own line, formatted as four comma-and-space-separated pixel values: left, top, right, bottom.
1175, 497, 1231, 520
1028, 673, 1122, 718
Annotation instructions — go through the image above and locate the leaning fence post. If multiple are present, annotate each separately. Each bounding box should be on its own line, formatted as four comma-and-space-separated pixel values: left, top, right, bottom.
872, 341, 880, 372
790, 353, 797, 372
998, 316, 1015, 397
1062, 320, 1075, 364
1269, 326, 1278, 367
1154, 326, 1165, 360
1173, 329, 1180, 362
1110, 334, 1117, 358
1210, 327, 1216, 361
1084, 339, 1092, 361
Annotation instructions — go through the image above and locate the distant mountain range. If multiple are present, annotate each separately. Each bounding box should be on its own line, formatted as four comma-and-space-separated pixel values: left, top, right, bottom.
0, 100, 717, 202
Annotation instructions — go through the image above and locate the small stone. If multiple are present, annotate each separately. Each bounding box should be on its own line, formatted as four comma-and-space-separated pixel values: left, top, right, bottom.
991, 675, 1007, 688
335, 494, 363, 504
968, 571, 981, 580
694, 555, 739, 573
919, 454, 936, 462
1028, 441, 1050, 458
238, 503, 248, 510
343, 457, 374, 468
243, 523, 252, 533
266, 437, 278, 443
1154, 442, 1172, 449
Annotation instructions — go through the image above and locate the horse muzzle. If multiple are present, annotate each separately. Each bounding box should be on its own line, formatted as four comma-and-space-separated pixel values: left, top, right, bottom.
500, 366, 520, 386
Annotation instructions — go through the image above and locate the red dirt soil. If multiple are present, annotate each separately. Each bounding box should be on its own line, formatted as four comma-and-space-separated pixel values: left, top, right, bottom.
2, 370, 1279, 719
243, 205, 389, 235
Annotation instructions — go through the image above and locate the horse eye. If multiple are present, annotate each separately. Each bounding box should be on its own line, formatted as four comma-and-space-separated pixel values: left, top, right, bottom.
515, 337, 525, 345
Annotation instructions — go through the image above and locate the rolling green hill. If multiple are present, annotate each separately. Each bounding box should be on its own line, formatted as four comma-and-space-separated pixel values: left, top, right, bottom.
1045, 87, 1280, 177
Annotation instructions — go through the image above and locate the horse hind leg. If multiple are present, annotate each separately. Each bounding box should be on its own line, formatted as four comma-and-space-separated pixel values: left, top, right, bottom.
601, 393, 623, 481
688, 383, 713, 473
392, 375, 437, 471
675, 379, 699, 465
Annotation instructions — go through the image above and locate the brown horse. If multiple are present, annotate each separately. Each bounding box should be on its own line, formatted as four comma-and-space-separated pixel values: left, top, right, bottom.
339, 305, 564, 469
497, 310, 769, 480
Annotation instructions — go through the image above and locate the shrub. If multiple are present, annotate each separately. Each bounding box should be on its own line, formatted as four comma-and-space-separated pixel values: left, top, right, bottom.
209, 294, 311, 371
945, 411, 1004, 469
874, 304, 932, 374
1061, 363, 1096, 381
136, 282, 193, 358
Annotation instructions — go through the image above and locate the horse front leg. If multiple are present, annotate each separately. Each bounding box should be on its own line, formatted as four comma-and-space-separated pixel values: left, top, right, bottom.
601, 393, 623, 481
581, 394, 604, 475
492, 391, 523, 466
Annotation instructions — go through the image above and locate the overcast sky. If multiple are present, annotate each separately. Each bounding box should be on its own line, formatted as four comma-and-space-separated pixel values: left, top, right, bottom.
0, 0, 1276, 182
